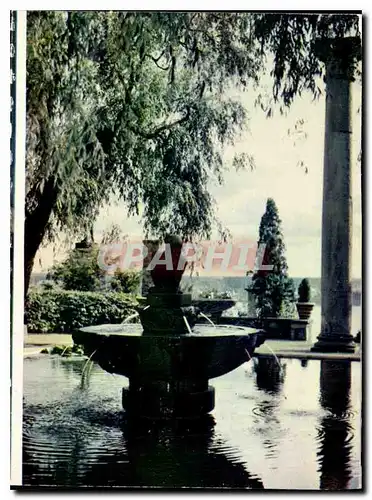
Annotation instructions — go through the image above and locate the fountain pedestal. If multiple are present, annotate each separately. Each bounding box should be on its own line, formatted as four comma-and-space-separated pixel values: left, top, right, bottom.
139, 289, 198, 335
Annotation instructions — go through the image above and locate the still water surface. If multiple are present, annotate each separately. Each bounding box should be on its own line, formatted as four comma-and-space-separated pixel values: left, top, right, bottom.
23, 355, 361, 490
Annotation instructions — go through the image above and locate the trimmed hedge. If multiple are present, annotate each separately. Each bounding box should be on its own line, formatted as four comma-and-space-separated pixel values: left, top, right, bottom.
25, 290, 138, 333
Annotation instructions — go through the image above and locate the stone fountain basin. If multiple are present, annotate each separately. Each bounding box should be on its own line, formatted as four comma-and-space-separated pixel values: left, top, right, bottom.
193, 299, 236, 316
72, 324, 265, 381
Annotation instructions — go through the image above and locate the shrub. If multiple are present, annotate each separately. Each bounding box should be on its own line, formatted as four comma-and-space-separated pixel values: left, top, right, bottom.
110, 269, 141, 294
46, 242, 141, 295
47, 245, 104, 292
44, 344, 85, 356
25, 290, 138, 333
279, 301, 297, 319
51, 345, 71, 356
40, 280, 61, 291
297, 278, 311, 303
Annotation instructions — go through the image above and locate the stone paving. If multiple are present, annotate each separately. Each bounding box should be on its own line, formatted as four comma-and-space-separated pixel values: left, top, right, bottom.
255, 339, 361, 361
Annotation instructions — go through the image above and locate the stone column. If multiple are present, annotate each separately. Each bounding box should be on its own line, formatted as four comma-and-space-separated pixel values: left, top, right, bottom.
312, 37, 361, 353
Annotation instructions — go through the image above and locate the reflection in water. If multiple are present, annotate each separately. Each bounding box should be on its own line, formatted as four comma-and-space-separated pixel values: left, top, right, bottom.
251, 357, 287, 462
317, 361, 354, 490
23, 411, 264, 488
23, 358, 263, 488
86, 417, 264, 489
52, 357, 85, 376
253, 357, 287, 394
22, 356, 361, 489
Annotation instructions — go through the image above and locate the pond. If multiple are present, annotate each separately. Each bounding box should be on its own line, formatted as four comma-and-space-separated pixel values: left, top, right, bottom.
22, 354, 362, 490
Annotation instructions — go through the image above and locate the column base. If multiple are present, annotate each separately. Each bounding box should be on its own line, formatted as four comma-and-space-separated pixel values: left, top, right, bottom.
311, 333, 356, 353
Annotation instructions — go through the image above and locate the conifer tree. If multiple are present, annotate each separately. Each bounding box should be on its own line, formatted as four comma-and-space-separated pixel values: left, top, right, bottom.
250, 198, 295, 317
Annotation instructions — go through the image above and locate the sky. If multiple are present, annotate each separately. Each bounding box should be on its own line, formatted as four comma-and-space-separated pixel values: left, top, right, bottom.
34, 75, 362, 279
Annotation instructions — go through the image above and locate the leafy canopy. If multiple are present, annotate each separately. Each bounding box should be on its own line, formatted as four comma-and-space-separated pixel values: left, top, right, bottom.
26, 12, 361, 245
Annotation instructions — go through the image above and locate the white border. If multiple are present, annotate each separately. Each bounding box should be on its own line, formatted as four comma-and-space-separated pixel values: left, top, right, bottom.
2, 1, 367, 10
3, 5, 367, 496
10, 10, 26, 488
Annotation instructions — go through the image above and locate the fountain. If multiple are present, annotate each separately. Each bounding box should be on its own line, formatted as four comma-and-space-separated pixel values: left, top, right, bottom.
72, 235, 266, 419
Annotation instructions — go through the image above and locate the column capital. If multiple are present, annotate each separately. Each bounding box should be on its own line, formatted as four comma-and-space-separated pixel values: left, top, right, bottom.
315, 36, 361, 81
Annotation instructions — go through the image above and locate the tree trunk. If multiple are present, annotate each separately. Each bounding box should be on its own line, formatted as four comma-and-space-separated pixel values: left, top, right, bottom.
24, 178, 58, 297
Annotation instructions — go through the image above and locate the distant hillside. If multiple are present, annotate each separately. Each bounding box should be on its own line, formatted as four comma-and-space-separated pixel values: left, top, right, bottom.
30, 272, 361, 306
181, 276, 361, 305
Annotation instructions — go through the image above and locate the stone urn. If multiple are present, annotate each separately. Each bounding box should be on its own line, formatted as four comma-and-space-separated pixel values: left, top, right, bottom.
296, 278, 314, 320
296, 302, 314, 320
150, 235, 186, 291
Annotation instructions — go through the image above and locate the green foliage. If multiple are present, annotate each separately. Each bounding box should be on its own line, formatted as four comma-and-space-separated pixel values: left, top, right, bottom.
25, 12, 361, 292
253, 14, 361, 108
279, 301, 297, 319
297, 278, 311, 302
47, 245, 104, 291
25, 290, 138, 333
48, 344, 85, 356
26, 12, 109, 241
40, 280, 61, 291
110, 269, 141, 294
26, 12, 254, 246
72, 344, 85, 355
26, 13, 361, 243
50, 345, 70, 356
46, 232, 141, 294
249, 198, 295, 318
25, 289, 61, 333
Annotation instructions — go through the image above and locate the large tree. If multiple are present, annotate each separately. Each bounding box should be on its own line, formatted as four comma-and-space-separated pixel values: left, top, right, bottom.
25, 12, 361, 294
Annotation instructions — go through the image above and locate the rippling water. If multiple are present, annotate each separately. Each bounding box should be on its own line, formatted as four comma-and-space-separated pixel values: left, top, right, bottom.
22, 355, 362, 490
